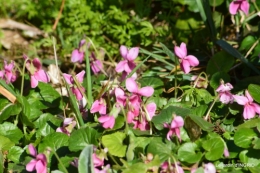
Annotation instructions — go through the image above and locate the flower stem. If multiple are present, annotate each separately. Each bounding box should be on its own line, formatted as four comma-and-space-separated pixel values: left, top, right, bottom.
204, 95, 219, 121
50, 148, 69, 173
85, 48, 93, 109
20, 58, 29, 96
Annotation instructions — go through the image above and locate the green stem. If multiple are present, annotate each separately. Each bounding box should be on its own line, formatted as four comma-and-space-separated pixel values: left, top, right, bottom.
20, 59, 29, 96
204, 95, 219, 121
85, 48, 93, 109
174, 55, 179, 99
51, 148, 69, 173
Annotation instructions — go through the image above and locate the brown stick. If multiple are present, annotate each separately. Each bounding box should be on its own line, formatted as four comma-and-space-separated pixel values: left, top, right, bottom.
0, 85, 16, 103
52, 0, 66, 31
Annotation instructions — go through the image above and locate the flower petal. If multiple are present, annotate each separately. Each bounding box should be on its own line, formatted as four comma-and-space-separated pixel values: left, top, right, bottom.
126, 78, 138, 93
180, 59, 191, 74
174, 44, 186, 59
120, 45, 128, 59
34, 69, 50, 83
204, 163, 216, 173
76, 70, 85, 83
138, 86, 154, 97
233, 95, 248, 105
26, 159, 37, 172
171, 116, 184, 128
63, 73, 73, 84
241, 0, 250, 15
229, 1, 240, 15
186, 55, 199, 66
243, 105, 255, 119
32, 58, 42, 70
71, 49, 84, 63
28, 144, 37, 157
245, 90, 253, 103
35, 159, 47, 173
31, 75, 39, 88
126, 47, 139, 61
115, 60, 127, 73
252, 103, 260, 114
146, 102, 156, 119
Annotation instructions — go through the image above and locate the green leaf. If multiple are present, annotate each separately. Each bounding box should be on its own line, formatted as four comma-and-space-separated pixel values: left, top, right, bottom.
123, 162, 147, 173
159, 42, 176, 63
101, 132, 127, 157
0, 122, 23, 144
0, 152, 3, 173
178, 142, 202, 163
0, 135, 15, 151
234, 128, 257, 148
216, 40, 260, 75
210, 72, 230, 90
202, 137, 225, 161
34, 113, 62, 137
139, 77, 164, 95
147, 138, 175, 162
69, 127, 99, 152
206, 51, 235, 75
253, 138, 260, 149
239, 35, 256, 51
27, 82, 61, 110
7, 146, 24, 163
188, 114, 214, 131
209, 0, 224, 6
0, 101, 21, 123
237, 119, 260, 130
152, 106, 191, 130
113, 115, 125, 130
16, 95, 34, 127
248, 84, 260, 103
78, 145, 94, 173
38, 132, 69, 153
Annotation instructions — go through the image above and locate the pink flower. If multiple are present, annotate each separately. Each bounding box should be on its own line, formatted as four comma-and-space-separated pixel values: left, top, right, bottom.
0, 61, 18, 84
174, 43, 199, 74
164, 116, 184, 141
144, 102, 157, 121
63, 70, 85, 100
93, 153, 104, 167
71, 39, 89, 63
90, 99, 107, 115
126, 78, 154, 97
56, 118, 76, 136
26, 144, 47, 173
115, 88, 127, 107
229, 0, 250, 15
98, 115, 115, 129
160, 162, 184, 173
115, 45, 139, 74
233, 90, 260, 119
90, 52, 103, 75
204, 163, 216, 173
25, 56, 50, 88
224, 148, 229, 158
216, 82, 234, 104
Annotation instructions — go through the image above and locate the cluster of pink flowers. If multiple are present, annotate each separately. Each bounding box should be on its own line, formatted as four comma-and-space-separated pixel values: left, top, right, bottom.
229, 0, 250, 15
93, 149, 110, 173
71, 39, 103, 75
26, 144, 47, 173
63, 70, 85, 100
0, 60, 18, 84
216, 81, 260, 120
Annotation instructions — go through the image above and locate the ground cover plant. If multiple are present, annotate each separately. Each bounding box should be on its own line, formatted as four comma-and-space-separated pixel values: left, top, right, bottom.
0, 0, 260, 173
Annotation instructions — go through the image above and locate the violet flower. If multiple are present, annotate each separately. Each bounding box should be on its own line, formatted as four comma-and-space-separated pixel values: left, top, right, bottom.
0, 60, 18, 84
26, 144, 47, 173
115, 45, 139, 74
216, 82, 234, 104
229, 0, 250, 15
126, 78, 154, 97
164, 116, 184, 141
204, 163, 216, 173
98, 115, 115, 129
71, 39, 87, 63
24, 56, 50, 88
90, 98, 107, 115
160, 161, 184, 173
56, 118, 76, 136
233, 90, 260, 119
174, 42, 199, 74
90, 52, 103, 75
63, 70, 85, 100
